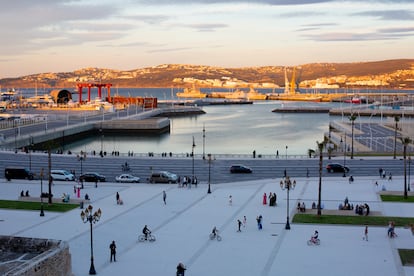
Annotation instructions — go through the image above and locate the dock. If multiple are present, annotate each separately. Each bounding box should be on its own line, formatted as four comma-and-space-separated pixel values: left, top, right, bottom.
272, 107, 330, 113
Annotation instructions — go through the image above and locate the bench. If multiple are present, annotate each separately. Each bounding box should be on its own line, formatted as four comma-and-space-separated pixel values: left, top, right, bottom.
18, 196, 90, 204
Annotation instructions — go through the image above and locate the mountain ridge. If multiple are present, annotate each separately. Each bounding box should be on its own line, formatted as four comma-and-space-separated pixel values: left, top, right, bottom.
1, 59, 414, 89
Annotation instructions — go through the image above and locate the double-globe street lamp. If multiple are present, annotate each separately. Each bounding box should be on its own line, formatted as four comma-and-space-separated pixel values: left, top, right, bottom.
77, 152, 86, 188
280, 175, 296, 230
80, 205, 102, 275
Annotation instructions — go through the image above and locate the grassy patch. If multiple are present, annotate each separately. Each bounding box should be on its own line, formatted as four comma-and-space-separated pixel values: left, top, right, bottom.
293, 214, 414, 227
380, 195, 414, 203
399, 249, 414, 266
0, 200, 79, 212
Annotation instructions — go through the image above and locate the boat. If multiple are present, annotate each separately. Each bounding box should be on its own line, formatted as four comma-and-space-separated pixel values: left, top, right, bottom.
224, 89, 248, 100
177, 84, 207, 98
246, 87, 267, 100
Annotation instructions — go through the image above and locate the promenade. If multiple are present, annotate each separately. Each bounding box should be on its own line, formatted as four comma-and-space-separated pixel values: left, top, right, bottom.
1, 172, 414, 275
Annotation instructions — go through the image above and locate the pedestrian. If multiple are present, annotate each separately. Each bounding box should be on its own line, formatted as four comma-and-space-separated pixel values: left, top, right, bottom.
363, 226, 368, 241
263, 193, 267, 205
163, 190, 167, 205
229, 195, 232, 206
379, 168, 383, 178
176, 262, 186, 276
237, 219, 242, 232
388, 172, 392, 181
109, 240, 116, 262
243, 215, 247, 227
256, 215, 263, 230
116, 192, 120, 204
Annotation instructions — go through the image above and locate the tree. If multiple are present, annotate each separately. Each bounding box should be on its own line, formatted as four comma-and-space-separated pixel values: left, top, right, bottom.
316, 141, 324, 216
348, 114, 357, 159
401, 137, 411, 199
394, 116, 400, 159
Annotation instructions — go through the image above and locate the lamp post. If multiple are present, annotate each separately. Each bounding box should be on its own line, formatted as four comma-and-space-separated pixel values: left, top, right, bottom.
328, 128, 331, 160
99, 127, 104, 157
80, 205, 102, 275
40, 168, 45, 217
29, 136, 34, 170
341, 134, 347, 177
77, 152, 86, 188
285, 145, 288, 159
280, 175, 296, 230
191, 136, 196, 188
409, 156, 411, 192
207, 154, 212, 194
202, 124, 205, 160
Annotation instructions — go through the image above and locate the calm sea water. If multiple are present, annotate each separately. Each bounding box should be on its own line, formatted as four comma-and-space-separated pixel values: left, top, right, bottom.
14, 87, 413, 156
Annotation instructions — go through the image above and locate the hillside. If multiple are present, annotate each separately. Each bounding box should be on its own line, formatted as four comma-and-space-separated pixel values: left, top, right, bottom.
1, 59, 414, 89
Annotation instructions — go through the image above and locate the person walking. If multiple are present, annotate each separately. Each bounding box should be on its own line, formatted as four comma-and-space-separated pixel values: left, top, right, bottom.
263, 193, 267, 205
116, 192, 120, 204
109, 240, 116, 262
229, 195, 233, 206
243, 215, 247, 227
363, 226, 368, 241
237, 219, 242, 232
163, 190, 167, 205
176, 262, 186, 276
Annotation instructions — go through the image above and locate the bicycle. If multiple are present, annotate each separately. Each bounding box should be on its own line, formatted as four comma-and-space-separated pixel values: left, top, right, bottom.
307, 238, 320, 246
209, 231, 222, 241
138, 233, 156, 242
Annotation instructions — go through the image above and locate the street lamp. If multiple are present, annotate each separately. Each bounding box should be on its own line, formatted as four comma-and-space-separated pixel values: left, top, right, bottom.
191, 136, 196, 188
40, 168, 45, 217
207, 154, 213, 194
202, 124, 205, 160
409, 156, 411, 192
280, 175, 296, 230
285, 145, 288, 159
28, 136, 34, 170
341, 134, 347, 177
77, 152, 86, 188
80, 205, 102, 275
99, 127, 104, 157
328, 128, 331, 160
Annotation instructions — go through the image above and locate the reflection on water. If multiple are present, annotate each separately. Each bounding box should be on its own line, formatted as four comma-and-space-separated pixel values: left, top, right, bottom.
65, 101, 333, 155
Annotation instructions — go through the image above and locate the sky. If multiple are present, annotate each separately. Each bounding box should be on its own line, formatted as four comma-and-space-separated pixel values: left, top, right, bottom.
1, 154, 414, 275
1, 0, 413, 78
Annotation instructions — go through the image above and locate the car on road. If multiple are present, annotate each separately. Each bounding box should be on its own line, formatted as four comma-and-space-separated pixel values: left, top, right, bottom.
79, 172, 106, 182
230, 164, 252, 174
51, 170, 75, 181
150, 171, 178, 183
326, 163, 350, 173
115, 174, 140, 183
4, 167, 34, 181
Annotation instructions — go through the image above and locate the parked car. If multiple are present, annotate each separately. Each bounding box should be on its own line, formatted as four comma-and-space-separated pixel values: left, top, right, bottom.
4, 167, 34, 180
326, 163, 350, 173
230, 164, 252, 174
51, 170, 75, 181
150, 171, 178, 183
115, 174, 140, 183
79, 172, 106, 182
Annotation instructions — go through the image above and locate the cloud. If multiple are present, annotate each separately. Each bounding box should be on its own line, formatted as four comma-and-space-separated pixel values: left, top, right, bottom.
353, 9, 414, 21
182, 23, 228, 32
123, 14, 171, 25
304, 31, 399, 41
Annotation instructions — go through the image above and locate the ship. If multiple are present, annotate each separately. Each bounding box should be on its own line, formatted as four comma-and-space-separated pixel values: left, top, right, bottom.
176, 84, 207, 98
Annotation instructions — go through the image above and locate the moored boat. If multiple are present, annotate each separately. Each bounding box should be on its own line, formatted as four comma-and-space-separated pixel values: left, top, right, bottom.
177, 85, 207, 98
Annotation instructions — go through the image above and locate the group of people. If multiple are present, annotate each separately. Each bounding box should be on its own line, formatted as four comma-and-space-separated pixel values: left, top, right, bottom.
355, 203, 370, 216
379, 168, 392, 181
339, 196, 353, 210
388, 221, 397, 238
178, 176, 198, 188
20, 190, 30, 197
297, 202, 306, 212
236, 216, 247, 232
262, 192, 277, 206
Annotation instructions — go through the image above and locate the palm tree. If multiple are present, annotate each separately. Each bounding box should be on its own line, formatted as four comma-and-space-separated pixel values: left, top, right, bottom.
317, 141, 324, 216
393, 116, 400, 159
401, 137, 412, 199
348, 114, 357, 159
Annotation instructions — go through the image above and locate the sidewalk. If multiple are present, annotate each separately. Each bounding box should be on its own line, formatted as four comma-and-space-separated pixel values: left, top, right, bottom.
0, 175, 414, 276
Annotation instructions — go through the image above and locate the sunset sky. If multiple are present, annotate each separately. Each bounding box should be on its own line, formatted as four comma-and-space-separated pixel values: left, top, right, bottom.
1, 0, 413, 78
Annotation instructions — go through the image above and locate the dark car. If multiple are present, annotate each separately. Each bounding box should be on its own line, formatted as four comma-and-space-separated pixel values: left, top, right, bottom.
79, 172, 106, 182
326, 163, 349, 173
230, 164, 252, 174
5, 167, 34, 181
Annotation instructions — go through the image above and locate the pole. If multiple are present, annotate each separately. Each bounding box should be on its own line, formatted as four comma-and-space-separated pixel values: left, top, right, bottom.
89, 219, 96, 275
40, 168, 44, 217
203, 124, 205, 160
343, 134, 346, 177
191, 136, 195, 188
208, 154, 211, 194
409, 157, 411, 192
286, 184, 290, 230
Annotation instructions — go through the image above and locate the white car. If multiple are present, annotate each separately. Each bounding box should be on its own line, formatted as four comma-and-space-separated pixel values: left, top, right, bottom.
115, 174, 140, 183
50, 170, 75, 181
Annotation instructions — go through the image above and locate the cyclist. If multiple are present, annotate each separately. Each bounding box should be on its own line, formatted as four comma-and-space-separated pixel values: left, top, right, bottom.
142, 225, 151, 240
212, 226, 218, 238
310, 230, 319, 243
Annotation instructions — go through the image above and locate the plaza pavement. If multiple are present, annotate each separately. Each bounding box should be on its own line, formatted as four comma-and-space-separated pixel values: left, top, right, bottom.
0, 173, 414, 276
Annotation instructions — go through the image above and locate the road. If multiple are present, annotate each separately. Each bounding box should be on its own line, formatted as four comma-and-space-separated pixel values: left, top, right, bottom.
0, 151, 410, 184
